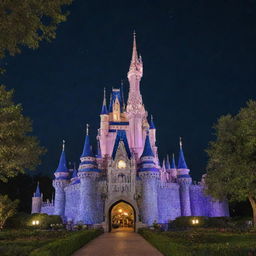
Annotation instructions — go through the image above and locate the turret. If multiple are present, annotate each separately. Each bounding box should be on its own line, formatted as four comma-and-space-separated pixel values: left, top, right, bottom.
78, 125, 101, 224
52, 140, 69, 217
138, 131, 159, 225
31, 182, 42, 213
70, 164, 80, 185
168, 154, 177, 180
177, 138, 192, 216
100, 88, 109, 156
149, 115, 156, 147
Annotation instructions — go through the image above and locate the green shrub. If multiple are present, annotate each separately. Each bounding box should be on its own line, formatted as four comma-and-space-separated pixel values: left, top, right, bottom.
172, 216, 206, 228
5, 213, 62, 230
139, 228, 256, 256
5, 212, 31, 229
205, 217, 232, 228
27, 214, 62, 229
29, 229, 103, 256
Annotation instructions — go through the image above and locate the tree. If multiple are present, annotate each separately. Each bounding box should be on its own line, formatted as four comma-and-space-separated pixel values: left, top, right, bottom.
205, 100, 256, 226
0, 0, 73, 71
0, 85, 45, 182
0, 195, 19, 229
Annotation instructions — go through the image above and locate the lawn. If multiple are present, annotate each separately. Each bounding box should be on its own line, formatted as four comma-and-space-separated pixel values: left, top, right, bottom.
0, 229, 102, 256
139, 228, 256, 256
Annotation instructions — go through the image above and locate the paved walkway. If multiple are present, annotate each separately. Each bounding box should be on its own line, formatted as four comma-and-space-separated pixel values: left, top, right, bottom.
72, 229, 163, 256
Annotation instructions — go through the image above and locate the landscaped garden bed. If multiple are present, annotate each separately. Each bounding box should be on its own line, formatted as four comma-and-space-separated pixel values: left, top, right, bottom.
139, 228, 256, 256
0, 229, 103, 256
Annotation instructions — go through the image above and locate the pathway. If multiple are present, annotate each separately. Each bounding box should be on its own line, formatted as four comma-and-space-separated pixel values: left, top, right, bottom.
72, 229, 163, 256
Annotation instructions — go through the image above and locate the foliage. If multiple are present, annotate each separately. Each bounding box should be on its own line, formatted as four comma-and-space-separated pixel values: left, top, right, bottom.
171, 216, 207, 228
0, 195, 19, 229
0, 229, 69, 256
29, 229, 103, 256
139, 228, 256, 256
0, 86, 45, 182
0, 0, 73, 72
5, 212, 30, 229
205, 100, 256, 225
27, 214, 62, 229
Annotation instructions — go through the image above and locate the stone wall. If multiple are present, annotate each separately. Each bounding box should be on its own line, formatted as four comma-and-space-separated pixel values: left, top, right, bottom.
157, 182, 181, 223
65, 183, 81, 222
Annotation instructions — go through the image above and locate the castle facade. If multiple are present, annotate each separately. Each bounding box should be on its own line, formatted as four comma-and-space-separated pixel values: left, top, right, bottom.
32, 34, 229, 231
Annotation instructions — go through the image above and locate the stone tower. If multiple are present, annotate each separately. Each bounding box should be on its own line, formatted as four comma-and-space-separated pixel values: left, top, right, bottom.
31, 182, 42, 213
177, 139, 192, 216
78, 125, 101, 224
53, 140, 69, 218
138, 132, 159, 225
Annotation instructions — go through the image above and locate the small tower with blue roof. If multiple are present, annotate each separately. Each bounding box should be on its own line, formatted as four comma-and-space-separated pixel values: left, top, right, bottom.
78, 124, 101, 224
31, 182, 42, 213
52, 140, 69, 217
138, 131, 159, 225
177, 137, 192, 216
100, 88, 109, 155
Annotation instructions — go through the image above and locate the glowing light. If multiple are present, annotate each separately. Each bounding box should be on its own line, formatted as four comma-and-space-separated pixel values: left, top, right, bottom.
32, 220, 40, 225
118, 160, 126, 169
124, 212, 128, 216
192, 219, 199, 225
118, 209, 123, 213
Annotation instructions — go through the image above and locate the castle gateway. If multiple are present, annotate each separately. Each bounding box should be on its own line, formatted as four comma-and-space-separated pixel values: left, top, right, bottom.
32, 34, 229, 232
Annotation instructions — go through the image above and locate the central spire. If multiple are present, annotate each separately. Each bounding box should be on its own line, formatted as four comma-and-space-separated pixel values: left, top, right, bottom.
127, 31, 143, 80
130, 31, 139, 69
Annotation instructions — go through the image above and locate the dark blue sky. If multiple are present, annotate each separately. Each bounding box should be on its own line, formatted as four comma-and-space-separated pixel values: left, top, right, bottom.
1, 0, 256, 180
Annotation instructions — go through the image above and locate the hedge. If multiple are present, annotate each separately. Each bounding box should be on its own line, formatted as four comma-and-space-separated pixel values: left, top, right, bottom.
5, 213, 62, 229
29, 229, 103, 256
138, 228, 256, 256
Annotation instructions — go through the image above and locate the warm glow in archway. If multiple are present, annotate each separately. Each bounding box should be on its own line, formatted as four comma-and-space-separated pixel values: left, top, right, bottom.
111, 202, 134, 231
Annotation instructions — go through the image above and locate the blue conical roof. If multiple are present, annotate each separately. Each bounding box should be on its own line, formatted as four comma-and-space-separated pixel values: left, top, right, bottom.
34, 182, 41, 197
101, 104, 108, 115
149, 115, 156, 129
165, 155, 171, 169
171, 154, 176, 169
96, 140, 102, 158
141, 134, 154, 157
81, 134, 93, 157
55, 150, 68, 173
71, 168, 78, 179
178, 147, 188, 169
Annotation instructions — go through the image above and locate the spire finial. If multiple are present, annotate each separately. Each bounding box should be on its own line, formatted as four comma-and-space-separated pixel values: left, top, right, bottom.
62, 139, 65, 151
86, 124, 89, 136
131, 30, 138, 64
173, 153, 175, 159
179, 137, 182, 149
151, 114, 153, 122
103, 87, 106, 105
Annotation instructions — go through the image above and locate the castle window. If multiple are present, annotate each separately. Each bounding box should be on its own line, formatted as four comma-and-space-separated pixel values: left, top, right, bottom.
118, 160, 126, 169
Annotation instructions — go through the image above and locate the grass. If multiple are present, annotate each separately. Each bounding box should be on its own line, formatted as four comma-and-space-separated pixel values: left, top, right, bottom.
139, 228, 256, 256
0, 229, 102, 256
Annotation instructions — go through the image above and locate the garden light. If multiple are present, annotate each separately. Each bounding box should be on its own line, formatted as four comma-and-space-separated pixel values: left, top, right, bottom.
192, 219, 199, 225
32, 220, 40, 225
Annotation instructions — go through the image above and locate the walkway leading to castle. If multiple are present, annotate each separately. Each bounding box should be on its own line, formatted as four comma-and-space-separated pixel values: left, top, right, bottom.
72, 228, 163, 256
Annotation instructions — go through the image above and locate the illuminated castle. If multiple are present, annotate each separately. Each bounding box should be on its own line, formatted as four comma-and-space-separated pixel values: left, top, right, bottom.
32, 33, 229, 231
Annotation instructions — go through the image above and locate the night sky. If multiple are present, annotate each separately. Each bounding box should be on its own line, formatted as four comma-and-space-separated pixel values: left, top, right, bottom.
1, 0, 256, 181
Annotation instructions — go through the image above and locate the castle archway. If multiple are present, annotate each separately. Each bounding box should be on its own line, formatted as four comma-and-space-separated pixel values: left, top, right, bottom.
108, 200, 136, 232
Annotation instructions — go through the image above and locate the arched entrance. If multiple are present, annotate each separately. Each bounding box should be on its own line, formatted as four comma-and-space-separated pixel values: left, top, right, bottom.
108, 200, 135, 232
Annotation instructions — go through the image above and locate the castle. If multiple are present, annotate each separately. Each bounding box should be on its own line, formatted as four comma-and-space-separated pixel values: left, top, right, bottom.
31, 33, 229, 231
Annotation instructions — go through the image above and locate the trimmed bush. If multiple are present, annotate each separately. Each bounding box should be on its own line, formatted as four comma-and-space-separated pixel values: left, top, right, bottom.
139, 228, 256, 256
5, 212, 31, 229
29, 229, 103, 256
206, 217, 232, 228
27, 214, 62, 229
5, 213, 62, 229
171, 216, 207, 228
